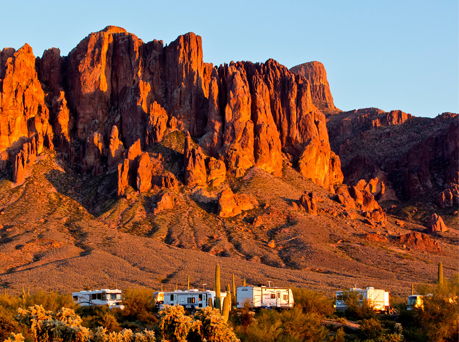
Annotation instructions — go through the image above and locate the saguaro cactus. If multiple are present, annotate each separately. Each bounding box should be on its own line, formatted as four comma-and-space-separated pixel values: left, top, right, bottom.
438, 262, 444, 286
215, 264, 221, 311
232, 274, 236, 301
208, 296, 213, 309
411, 283, 414, 296
222, 294, 230, 322
187, 275, 190, 290
243, 278, 246, 287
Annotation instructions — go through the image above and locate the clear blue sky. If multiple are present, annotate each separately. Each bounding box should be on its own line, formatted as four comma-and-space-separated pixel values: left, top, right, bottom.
1, 0, 457, 117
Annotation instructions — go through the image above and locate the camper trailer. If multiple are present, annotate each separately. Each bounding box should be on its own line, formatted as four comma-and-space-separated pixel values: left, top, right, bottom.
335, 287, 389, 312
154, 289, 229, 311
236, 286, 294, 309
72, 289, 124, 309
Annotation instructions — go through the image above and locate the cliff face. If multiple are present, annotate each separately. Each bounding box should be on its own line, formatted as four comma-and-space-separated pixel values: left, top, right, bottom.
0, 26, 343, 189
327, 109, 458, 201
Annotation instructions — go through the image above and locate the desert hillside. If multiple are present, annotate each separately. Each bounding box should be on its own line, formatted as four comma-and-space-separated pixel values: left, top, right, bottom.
0, 26, 457, 296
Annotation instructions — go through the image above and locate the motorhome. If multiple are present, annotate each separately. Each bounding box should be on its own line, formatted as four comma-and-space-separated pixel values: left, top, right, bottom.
154, 289, 229, 311
335, 287, 389, 312
236, 286, 294, 309
72, 289, 124, 309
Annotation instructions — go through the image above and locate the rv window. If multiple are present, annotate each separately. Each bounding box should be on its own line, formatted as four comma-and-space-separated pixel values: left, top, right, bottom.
116, 294, 122, 300
283, 295, 288, 301
102, 293, 107, 300
97, 293, 102, 300
277, 293, 280, 298
270, 294, 275, 299
187, 297, 195, 304
73, 296, 78, 301
199, 294, 203, 301
170, 295, 174, 301
92, 294, 97, 300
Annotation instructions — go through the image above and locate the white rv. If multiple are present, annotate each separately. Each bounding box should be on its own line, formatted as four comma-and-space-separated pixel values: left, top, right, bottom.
154, 289, 229, 311
236, 286, 294, 309
72, 289, 124, 309
335, 287, 389, 312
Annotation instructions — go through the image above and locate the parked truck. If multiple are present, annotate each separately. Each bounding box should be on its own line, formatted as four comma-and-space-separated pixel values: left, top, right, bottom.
154, 289, 229, 311
236, 286, 294, 309
335, 287, 389, 312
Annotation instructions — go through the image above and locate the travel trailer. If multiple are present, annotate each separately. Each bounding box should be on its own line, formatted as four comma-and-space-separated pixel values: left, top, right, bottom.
72, 289, 124, 309
335, 287, 389, 312
236, 286, 294, 309
154, 289, 229, 311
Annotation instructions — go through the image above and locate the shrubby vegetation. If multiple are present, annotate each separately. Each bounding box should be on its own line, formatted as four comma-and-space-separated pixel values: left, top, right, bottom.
0, 278, 457, 342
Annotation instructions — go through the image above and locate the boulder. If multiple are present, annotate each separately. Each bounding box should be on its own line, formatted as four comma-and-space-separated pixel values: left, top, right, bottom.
218, 189, 257, 218
397, 232, 441, 252
427, 214, 448, 234
154, 192, 176, 215
206, 157, 226, 187
299, 192, 318, 215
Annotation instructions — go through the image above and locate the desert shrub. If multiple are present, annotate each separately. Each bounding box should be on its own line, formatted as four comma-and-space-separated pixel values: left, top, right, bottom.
192, 307, 239, 342
236, 307, 327, 342
291, 288, 334, 316
158, 305, 239, 342
24, 290, 77, 312
115, 288, 157, 329
77, 305, 121, 332
343, 291, 377, 321
0, 309, 18, 341
400, 275, 458, 342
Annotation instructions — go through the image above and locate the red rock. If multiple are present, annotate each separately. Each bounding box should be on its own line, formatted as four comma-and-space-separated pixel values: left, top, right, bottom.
184, 132, 207, 187
13, 151, 25, 185
154, 192, 176, 214
427, 213, 448, 234
158, 172, 179, 190
397, 232, 441, 252
126, 139, 142, 173
218, 189, 257, 217
268, 240, 276, 248
108, 126, 125, 169
199, 72, 223, 157
81, 132, 104, 175
436, 188, 454, 208
136, 153, 153, 193
335, 185, 356, 209
146, 102, 168, 146
220, 64, 255, 177
299, 191, 318, 215
117, 159, 130, 197
289, 61, 338, 113
0, 44, 50, 153
364, 208, 387, 224
206, 157, 226, 187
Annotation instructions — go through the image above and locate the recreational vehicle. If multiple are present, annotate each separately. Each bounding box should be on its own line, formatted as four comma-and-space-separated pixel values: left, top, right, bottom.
335, 287, 389, 312
154, 289, 229, 311
72, 289, 124, 309
236, 286, 294, 309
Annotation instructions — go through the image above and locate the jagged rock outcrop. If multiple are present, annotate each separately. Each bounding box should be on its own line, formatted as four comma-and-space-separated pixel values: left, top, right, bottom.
436, 185, 459, 208
397, 232, 441, 252
427, 213, 448, 234
299, 192, 318, 215
153, 192, 176, 215
136, 153, 153, 193
184, 133, 207, 187
206, 157, 226, 187
328, 109, 458, 201
146, 102, 168, 146
13, 151, 26, 185
218, 189, 258, 217
108, 126, 125, 169
81, 132, 104, 175
290, 61, 338, 113
0, 44, 51, 153
117, 159, 130, 197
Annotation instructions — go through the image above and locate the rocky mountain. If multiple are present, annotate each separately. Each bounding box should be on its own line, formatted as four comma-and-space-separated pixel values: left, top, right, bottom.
0, 27, 457, 296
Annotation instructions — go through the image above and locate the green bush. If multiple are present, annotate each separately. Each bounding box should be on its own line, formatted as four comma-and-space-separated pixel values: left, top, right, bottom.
291, 288, 334, 316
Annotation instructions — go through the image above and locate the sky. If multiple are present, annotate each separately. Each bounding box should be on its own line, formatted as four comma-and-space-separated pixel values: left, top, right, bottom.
1, 0, 457, 118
